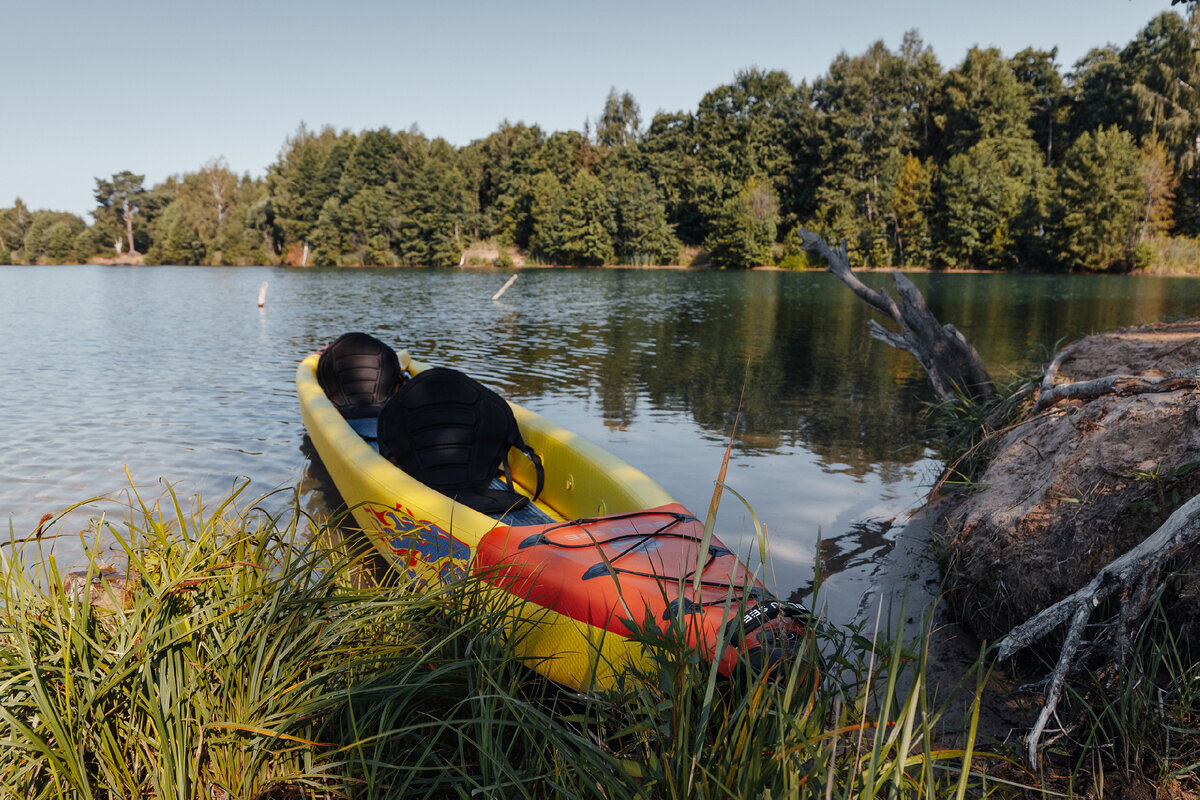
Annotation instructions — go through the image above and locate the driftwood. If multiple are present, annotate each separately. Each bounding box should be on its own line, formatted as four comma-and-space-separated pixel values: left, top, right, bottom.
1038, 340, 1079, 396
996, 493, 1200, 770
798, 230, 994, 402
997, 344, 1200, 768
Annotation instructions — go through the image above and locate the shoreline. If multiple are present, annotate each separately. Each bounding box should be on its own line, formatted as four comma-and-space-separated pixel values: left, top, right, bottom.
38, 256, 1200, 277
862, 501, 1034, 747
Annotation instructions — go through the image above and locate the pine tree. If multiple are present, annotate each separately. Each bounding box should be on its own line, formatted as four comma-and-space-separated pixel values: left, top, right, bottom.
935, 47, 1034, 155
890, 153, 933, 265
706, 179, 778, 268
558, 172, 615, 265
1051, 126, 1143, 270
527, 171, 566, 262
605, 167, 680, 264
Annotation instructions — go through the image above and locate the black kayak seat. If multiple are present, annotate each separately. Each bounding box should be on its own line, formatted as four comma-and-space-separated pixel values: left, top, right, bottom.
316, 332, 403, 421
378, 367, 544, 516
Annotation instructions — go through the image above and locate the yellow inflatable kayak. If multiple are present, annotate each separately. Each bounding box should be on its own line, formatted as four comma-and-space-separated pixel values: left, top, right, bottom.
297, 336, 813, 691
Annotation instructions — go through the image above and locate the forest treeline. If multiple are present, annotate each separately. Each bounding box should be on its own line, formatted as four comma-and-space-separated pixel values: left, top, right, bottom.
5, 10, 1200, 272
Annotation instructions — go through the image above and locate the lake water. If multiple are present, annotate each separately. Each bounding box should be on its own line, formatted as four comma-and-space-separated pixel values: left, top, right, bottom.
4, 265, 1200, 625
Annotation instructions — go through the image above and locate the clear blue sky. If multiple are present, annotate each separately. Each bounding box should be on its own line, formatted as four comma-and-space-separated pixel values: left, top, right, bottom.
2, 0, 1180, 218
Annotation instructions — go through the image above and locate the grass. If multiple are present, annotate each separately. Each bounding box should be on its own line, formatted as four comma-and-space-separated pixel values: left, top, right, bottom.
1049, 595, 1200, 797
1135, 235, 1200, 275
924, 372, 1040, 495
1, 480, 1006, 798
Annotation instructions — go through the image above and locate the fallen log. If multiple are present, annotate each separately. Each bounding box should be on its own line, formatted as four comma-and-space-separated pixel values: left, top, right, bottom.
798, 230, 994, 402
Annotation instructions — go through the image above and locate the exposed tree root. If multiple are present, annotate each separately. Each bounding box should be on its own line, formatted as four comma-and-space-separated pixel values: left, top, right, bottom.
1033, 373, 1200, 413
995, 492, 1200, 769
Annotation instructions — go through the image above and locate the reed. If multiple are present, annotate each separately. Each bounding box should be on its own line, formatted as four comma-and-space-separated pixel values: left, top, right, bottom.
1, 482, 1002, 798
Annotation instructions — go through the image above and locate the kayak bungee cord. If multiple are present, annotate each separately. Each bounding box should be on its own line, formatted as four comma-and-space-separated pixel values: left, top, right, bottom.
518, 510, 757, 598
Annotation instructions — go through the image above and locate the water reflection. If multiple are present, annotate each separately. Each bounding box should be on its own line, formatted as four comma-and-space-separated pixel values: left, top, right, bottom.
5, 265, 1200, 625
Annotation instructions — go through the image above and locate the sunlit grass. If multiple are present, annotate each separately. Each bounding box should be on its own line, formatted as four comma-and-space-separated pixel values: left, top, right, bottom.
1136, 235, 1200, 274
1, 482, 1005, 798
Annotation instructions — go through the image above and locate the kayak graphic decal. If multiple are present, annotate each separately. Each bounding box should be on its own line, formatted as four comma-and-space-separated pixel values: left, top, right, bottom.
368, 503, 470, 568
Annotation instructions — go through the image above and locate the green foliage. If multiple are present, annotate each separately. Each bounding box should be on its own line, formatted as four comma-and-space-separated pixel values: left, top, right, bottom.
890, 153, 935, 265
641, 110, 707, 244
147, 199, 206, 265
526, 170, 566, 261
605, 167, 680, 264
808, 38, 932, 262
20, 9, 1200, 269
1010, 46, 1068, 167
1138, 138, 1179, 241
557, 171, 615, 265
1065, 595, 1200, 789
690, 68, 803, 244
1066, 46, 1133, 150
44, 221, 78, 264
937, 136, 1050, 268
936, 46, 1035, 154
0, 198, 32, 262
1134, 233, 1200, 272
398, 142, 470, 267
1123, 12, 1200, 178
267, 123, 342, 254
1128, 459, 1200, 514
343, 185, 397, 265
597, 87, 641, 148
72, 227, 97, 263
1051, 126, 1143, 270
706, 179, 778, 268
927, 367, 1041, 488
93, 170, 148, 255
777, 227, 821, 269
21, 210, 86, 265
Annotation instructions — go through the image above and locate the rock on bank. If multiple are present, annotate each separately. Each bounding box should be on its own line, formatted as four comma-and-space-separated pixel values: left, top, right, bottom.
937, 320, 1200, 643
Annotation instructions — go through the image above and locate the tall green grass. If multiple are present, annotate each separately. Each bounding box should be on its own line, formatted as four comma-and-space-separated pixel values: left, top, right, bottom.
1, 482, 1002, 798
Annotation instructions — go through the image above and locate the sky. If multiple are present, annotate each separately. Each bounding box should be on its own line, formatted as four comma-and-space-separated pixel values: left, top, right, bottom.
2, 0, 1182, 218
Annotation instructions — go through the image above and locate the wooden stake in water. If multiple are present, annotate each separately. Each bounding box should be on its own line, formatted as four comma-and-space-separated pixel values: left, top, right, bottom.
492, 274, 519, 301
258, 281, 268, 308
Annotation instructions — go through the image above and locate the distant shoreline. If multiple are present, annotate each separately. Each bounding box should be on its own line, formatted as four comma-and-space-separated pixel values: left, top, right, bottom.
60, 259, 1200, 277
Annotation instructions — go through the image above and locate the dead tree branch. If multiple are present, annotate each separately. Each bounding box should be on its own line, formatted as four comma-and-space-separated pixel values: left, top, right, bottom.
996, 493, 1200, 769
1033, 374, 1200, 413
1039, 341, 1079, 396
799, 230, 994, 402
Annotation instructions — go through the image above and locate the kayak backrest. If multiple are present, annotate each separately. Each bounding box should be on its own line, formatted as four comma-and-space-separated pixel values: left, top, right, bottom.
315, 333, 404, 420
377, 367, 544, 516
